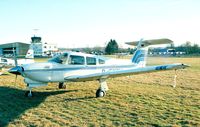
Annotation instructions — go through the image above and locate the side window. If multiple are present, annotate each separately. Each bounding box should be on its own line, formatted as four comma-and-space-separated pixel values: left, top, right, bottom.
69, 55, 85, 65
86, 57, 96, 65
98, 59, 105, 64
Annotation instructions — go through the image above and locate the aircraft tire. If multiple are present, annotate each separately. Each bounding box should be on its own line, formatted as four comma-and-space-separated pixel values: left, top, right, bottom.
96, 89, 105, 98
59, 82, 66, 89
25, 91, 33, 97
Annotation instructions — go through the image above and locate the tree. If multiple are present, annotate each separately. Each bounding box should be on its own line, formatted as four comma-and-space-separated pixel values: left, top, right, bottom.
172, 41, 200, 55
193, 44, 200, 54
105, 39, 119, 55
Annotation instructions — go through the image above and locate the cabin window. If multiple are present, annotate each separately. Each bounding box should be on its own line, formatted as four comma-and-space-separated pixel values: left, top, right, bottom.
86, 57, 96, 65
69, 55, 85, 65
98, 59, 105, 64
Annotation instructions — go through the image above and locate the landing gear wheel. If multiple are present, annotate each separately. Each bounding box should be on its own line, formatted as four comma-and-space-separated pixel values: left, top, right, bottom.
96, 89, 105, 98
25, 91, 33, 97
59, 82, 66, 89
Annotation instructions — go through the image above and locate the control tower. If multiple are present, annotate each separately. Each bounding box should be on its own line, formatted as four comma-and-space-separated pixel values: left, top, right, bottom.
30, 36, 43, 56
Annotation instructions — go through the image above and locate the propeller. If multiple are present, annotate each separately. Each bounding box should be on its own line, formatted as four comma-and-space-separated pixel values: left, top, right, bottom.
8, 66, 24, 75
9, 46, 22, 84
6, 45, 26, 84
8, 65, 24, 84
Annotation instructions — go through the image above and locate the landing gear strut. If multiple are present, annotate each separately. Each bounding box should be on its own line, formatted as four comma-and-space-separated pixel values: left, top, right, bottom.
96, 79, 108, 98
58, 82, 66, 89
25, 86, 33, 97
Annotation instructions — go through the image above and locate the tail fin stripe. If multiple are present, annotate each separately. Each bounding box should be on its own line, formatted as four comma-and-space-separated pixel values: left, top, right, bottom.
132, 50, 145, 63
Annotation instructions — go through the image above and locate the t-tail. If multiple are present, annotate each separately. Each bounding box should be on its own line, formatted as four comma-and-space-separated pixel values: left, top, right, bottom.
126, 38, 173, 67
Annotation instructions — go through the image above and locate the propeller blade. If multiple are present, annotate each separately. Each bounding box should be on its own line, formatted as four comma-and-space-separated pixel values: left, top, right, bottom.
15, 74, 18, 85
13, 47, 18, 66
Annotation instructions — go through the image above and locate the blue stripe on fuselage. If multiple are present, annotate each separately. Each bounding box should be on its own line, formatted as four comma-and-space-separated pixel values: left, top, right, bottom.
24, 64, 137, 72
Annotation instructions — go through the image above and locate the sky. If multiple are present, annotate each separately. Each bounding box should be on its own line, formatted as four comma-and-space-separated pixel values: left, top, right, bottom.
0, 0, 200, 48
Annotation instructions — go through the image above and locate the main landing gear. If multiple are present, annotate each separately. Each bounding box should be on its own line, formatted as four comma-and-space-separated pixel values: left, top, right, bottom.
96, 79, 109, 98
58, 82, 66, 89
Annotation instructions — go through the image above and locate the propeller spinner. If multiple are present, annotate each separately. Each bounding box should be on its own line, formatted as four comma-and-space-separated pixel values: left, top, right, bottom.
8, 66, 24, 75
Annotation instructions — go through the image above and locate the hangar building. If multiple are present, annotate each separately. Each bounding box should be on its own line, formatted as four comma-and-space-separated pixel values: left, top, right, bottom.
0, 42, 30, 57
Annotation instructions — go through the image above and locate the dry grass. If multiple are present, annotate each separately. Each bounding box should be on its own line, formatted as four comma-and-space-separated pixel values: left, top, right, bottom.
0, 57, 199, 127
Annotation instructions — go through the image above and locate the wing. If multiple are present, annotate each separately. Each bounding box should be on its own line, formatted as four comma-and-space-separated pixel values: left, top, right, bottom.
64, 63, 189, 81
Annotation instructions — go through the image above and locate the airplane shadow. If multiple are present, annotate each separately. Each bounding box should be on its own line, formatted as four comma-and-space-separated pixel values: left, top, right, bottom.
0, 86, 80, 127
64, 96, 96, 102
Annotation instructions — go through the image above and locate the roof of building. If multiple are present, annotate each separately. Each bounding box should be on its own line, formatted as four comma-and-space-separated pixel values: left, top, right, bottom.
0, 42, 30, 48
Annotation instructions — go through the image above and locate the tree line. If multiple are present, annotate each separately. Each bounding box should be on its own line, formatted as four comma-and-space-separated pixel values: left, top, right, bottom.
71, 39, 200, 55
173, 41, 200, 54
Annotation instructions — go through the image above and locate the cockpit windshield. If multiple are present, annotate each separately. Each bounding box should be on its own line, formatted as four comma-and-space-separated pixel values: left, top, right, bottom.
49, 52, 106, 65
48, 53, 68, 64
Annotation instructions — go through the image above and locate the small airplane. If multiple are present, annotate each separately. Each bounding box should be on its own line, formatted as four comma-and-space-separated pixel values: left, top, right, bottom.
8, 38, 189, 97
0, 48, 34, 75
0, 48, 34, 66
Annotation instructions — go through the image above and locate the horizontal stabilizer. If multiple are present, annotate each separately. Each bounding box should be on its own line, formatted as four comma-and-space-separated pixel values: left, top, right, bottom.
125, 38, 173, 46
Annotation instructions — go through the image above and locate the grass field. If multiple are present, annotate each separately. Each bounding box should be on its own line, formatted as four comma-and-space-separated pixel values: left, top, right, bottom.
0, 57, 199, 127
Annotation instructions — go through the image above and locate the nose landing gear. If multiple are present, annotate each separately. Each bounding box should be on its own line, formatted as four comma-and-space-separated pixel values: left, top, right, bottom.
25, 85, 33, 97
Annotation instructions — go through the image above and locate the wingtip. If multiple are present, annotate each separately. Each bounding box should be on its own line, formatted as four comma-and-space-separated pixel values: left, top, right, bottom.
181, 63, 190, 68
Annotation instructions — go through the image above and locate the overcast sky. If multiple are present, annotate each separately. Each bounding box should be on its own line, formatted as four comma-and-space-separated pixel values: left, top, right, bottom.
0, 0, 200, 48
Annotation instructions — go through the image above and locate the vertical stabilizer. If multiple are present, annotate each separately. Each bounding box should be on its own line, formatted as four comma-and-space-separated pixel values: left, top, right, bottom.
126, 38, 173, 67
131, 39, 148, 67
17, 48, 34, 65
25, 49, 34, 59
